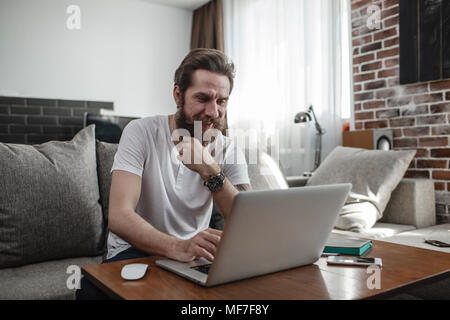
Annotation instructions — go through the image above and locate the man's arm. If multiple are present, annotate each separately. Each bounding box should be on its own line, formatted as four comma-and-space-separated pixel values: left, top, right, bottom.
108, 170, 222, 262
176, 137, 251, 220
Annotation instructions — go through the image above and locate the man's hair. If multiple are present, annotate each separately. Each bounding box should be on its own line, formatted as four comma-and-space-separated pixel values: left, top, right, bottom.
174, 48, 235, 104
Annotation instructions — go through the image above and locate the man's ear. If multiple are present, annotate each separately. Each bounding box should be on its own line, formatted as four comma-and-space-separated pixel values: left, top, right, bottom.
173, 86, 182, 107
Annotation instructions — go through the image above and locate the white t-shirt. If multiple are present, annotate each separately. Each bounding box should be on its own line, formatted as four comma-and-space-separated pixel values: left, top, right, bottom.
106, 115, 249, 259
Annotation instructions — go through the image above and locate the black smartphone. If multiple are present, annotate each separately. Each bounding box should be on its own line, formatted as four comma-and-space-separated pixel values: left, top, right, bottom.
425, 240, 450, 248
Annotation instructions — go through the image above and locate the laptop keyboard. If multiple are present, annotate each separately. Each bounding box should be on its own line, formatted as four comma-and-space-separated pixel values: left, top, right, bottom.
192, 264, 211, 274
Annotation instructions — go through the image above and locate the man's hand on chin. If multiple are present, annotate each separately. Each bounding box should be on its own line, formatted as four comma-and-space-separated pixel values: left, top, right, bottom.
176, 136, 220, 180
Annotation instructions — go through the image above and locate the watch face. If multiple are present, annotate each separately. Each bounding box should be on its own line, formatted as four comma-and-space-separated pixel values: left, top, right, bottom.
206, 173, 225, 191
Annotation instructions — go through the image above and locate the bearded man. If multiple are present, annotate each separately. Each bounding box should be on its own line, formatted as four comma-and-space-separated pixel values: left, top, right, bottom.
77, 49, 250, 299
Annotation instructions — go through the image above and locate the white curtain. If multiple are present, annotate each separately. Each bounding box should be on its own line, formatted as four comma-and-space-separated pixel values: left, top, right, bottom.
223, 0, 352, 176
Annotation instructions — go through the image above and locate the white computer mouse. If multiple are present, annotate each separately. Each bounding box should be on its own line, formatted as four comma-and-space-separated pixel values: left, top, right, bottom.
121, 263, 148, 280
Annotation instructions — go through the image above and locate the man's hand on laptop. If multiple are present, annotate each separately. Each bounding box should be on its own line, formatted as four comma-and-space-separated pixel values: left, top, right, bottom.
171, 228, 222, 262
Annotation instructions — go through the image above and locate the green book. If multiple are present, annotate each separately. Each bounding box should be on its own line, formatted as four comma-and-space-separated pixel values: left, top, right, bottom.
323, 237, 373, 256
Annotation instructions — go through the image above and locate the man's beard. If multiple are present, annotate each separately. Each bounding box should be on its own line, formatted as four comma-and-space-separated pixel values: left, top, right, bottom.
174, 105, 227, 145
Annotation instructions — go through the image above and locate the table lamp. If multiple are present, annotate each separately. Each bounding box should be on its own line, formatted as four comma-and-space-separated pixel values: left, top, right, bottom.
294, 105, 326, 172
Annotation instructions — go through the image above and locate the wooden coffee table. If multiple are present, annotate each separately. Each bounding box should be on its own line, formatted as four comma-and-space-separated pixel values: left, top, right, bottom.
82, 239, 450, 300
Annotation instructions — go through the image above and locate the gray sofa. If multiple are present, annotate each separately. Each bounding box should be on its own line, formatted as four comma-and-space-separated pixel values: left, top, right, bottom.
0, 126, 116, 300
0, 127, 447, 300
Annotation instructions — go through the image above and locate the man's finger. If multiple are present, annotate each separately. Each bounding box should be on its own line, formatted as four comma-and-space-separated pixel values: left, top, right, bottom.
194, 246, 214, 262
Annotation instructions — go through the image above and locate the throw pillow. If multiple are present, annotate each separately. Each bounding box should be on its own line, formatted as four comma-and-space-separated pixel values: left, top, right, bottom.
0, 125, 104, 268
306, 146, 416, 231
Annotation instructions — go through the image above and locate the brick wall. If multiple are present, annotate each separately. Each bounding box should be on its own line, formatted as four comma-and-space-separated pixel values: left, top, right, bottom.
351, 0, 450, 224
0, 96, 113, 144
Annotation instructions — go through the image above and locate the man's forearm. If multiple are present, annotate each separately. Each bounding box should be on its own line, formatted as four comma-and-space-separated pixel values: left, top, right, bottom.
210, 180, 251, 220
109, 208, 180, 258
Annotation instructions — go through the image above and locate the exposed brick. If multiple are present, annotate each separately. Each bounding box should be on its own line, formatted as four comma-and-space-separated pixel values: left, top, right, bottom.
43, 107, 72, 116
26, 98, 57, 107
413, 93, 443, 104
417, 159, 447, 169
352, 17, 366, 29
432, 170, 450, 180
393, 128, 402, 138
0, 105, 9, 114
404, 170, 430, 179
403, 126, 430, 137
432, 125, 450, 135
355, 122, 363, 129
355, 111, 374, 120
376, 47, 399, 59
378, 68, 399, 78
430, 102, 450, 114
10, 125, 42, 134
27, 116, 57, 125
361, 41, 382, 53
376, 88, 397, 99
394, 138, 417, 148
363, 100, 386, 109
387, 96, 411, 107
383, 0, 398, 10
434, 182, 446, 191
374, 27, 397, 41
352, 0, 373, 11
384, 57, 399, 68
354, 84, 362, 92
403, 83, 429, 95
10, 106, 41, 115
42, 126, 74, 134
384, 37, 399, 48
353, 35, 372, 47
354, 72, 376, 83
401, 105, 428, 116
364, 80, 386, 90
361, 61, 382, 72
353, 53, 375, 65
417, 115, 446, 125
355, 92, 374, 101
419, 137, 448, 147
355, 103, 362, 111
58, 117, 83, 126
354, 47, 360, 55
57, 99, 86, 108
437, 214, 450, 224
87, 101, 113, 110
376, 108, 399, 118
446, 91, 450, 100
381, 5, 399, 19
364, 120, 389, 129
0, 134, 26, 143
383, 15, 399, 28
388, 77, 400, 87
414, 148, 430, 158
389, 117, 415, 127
430, 148, 450, 158
430, 80, 450, 91
0, 97, 26, 105
0, 115, 25, 124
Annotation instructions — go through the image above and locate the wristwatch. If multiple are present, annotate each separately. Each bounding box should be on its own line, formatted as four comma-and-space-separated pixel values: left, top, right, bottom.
204, 171, 225, 192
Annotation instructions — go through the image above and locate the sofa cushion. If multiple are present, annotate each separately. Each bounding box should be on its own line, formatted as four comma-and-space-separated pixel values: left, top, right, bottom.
0, 125, 104, 268
0, 255, 102, 299
307, 146, 416, 231
245, 149, 288, 190
96, 141, 118, 252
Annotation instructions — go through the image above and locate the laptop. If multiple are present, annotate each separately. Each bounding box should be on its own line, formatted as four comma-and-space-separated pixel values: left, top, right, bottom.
156, 183, 351, 287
